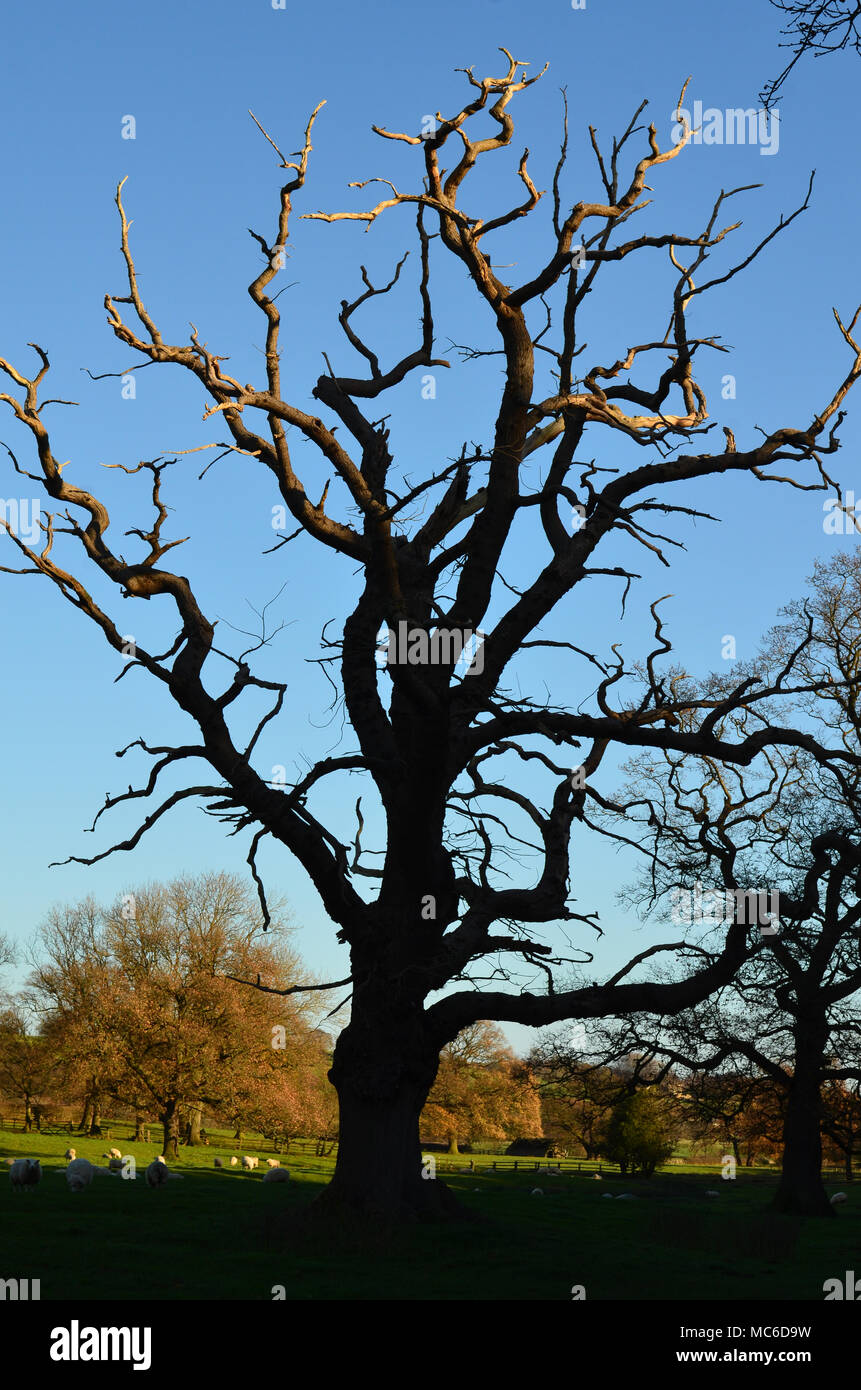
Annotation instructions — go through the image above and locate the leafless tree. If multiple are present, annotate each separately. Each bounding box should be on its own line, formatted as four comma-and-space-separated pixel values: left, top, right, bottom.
574, 553, 861, 1214
762, 0, 861, 106
2, 51, 861, 1221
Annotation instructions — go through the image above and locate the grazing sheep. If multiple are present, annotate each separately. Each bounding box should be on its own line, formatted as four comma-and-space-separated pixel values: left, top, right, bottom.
63, 1147, 76, 1162
66, 1158, 96, 1192
108, 1147, 122, 1160
705, 1190, 720, 1197
241, 1155, 259, 1171
146, 1158, 169, 1189
545, 1166, 562, 1176
831, 1192, 848, 1205
263, 1166, 290, 1184
213, 1157, 223, 1168
229, 1156, 239, 1166
266, 1159, 280, 1169
531, 1187, 544, 1196
10, 1158, 41, 1192
602, 1192, 615, 1200
592, 1173, 602, 1181
616, 1193, 636, 1201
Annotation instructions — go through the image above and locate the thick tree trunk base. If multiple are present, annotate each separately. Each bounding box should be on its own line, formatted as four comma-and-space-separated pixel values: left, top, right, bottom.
772, 1184, 835, 1218
316, 1171, 469, 1224
278, 1175, 476, 1255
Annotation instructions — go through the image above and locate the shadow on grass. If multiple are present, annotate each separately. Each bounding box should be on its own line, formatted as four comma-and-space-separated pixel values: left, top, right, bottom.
260, 1182, 488, 1258
648, 1206, 803, 1261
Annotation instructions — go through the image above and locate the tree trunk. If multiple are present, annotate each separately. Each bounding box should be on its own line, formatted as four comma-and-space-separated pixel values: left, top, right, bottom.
773, 1016, 833, 1217
315, 998, 463, 1224
133, 1113, 146, 1142
161, 1101, 180, 1160
88, 1094, 102, 1137
78, 1096, 92, 1133
23, 1094, 32, 1132
447, 1134, 460, 1155
186, 1104, 202, 1146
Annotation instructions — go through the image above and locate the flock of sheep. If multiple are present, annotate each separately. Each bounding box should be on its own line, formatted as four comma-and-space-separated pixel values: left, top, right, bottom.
6, 1147, 290, 1191
12, 1149, 849, 1203
212, 1155, 289, 1182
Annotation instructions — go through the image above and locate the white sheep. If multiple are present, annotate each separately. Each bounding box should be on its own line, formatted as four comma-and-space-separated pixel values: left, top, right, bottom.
531, 1187, 544, 1196
229, 1156, 239, 1167
593, 1172, 602, 1181
64, 1147, 76, 1162
108, 1147, 122, 1160
263, 1166, 290, 1184
213, 1157, 223, 1168
705, 1189, 720, 1197
241, 1155, 259, 1171
10, 1158, 41, 1192
602, 1192, 615, 1199
66, 1158, 95, 1192
831, 1192, 848, 1205
146, 1158, 169, 1188
266, 1158, 280, 1169
616, 1193, 636, 1201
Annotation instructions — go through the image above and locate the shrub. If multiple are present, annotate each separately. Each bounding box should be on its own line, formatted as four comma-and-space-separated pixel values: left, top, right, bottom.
600, 1091, 676, 1177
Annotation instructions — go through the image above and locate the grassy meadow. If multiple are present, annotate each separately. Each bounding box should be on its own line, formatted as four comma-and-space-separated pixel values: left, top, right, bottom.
0, 1125, 856, 1300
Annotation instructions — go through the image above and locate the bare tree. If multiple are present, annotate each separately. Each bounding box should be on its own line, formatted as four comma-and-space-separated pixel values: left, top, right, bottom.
762, 0, 861, 106
2, 50, 860, 1221
574, 552, 861, 1214
0, 931, 15, 998
527, 1041, 627, 1159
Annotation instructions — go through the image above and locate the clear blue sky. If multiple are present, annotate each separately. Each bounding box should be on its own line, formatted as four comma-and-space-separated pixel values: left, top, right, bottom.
1, 0, 859, 1055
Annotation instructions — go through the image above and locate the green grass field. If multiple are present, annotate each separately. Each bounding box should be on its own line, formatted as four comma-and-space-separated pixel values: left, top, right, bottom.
1, 1127, 855, 1300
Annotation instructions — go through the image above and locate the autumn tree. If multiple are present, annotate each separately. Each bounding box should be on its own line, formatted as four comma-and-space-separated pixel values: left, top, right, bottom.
0, 1002, 60, 1131
29, 873, 317, 1158
216, 1024, 335, 1151
3, 50, 861, 1221
821, 1076, 861, 1180
421, 1021, 541, 1153
25, 897, 119, 1136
